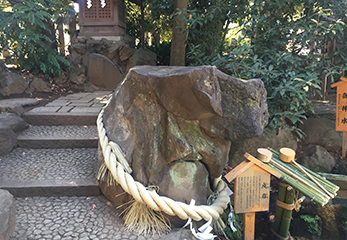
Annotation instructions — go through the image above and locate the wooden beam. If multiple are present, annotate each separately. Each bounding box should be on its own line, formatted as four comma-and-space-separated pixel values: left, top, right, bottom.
244, 153, 282, 178
224, 160, 254, 183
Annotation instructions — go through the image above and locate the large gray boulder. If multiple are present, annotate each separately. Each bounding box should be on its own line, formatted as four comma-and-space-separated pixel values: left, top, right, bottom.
0, 70, 28, 96
87, 53, 124, 90
299, 117, 342, 152
126, 48, 157, 73
98, 66, 268, 209
0, 122, 17, 156
297, 144, 336, 172
0, 113, 28, 133
26, 77, 51, 93
0, 190, 16, 240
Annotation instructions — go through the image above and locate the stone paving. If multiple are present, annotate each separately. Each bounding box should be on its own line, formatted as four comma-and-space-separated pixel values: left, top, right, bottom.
11, 195, 194, 240
23, 91, 113, 126
0, 148, 97, 181
18, 126, 97, 139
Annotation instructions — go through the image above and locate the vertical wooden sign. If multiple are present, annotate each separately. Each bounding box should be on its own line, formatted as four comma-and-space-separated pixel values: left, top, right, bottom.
234, 164, 270, 214
331, 76, 347, 157
234, 164, 270, 240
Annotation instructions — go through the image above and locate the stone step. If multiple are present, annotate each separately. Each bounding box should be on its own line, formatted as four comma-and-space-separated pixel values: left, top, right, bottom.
0, 148, 100, 197
22, 91, 112, 126
17, 126, 98, 149
22, 108, 101, 126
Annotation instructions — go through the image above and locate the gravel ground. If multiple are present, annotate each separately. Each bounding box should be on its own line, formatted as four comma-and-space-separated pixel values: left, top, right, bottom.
0, 148, 97, 181
11, 195, 194, 240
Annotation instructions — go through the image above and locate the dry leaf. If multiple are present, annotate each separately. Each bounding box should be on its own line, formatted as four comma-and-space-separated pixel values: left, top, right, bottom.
92, 204, 96, 209
88, 212, 94, 215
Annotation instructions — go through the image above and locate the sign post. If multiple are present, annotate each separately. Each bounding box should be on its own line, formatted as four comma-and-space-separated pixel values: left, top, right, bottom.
331, 76, 347, 158
225, 149, 271, 240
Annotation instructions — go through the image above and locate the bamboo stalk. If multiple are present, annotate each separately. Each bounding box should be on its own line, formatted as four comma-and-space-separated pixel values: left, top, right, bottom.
292, 160, 335, 198
270, 158, 331, 194
269, 148, 339, 195
269, 159, 329, 199
278, 186, 294, 238
273, 182, 286, 233
267, 162, 328, 206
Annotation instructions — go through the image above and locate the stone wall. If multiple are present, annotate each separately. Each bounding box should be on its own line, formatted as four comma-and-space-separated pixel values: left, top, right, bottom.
65, 36, 157, 92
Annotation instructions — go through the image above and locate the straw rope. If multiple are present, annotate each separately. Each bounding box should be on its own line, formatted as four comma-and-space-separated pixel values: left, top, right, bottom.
96, 98, 229, 222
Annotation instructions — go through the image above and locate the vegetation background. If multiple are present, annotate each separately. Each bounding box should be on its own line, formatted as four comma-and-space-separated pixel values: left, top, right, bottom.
1, 0, 346, 137
1, 0, 347, 239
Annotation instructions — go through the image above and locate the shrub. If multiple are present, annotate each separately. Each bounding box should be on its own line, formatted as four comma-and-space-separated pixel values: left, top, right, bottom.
0, 0, 73, 75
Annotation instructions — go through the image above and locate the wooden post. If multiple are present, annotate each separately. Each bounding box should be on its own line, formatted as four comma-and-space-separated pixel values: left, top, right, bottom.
343, 131, 346, 158
58, 25, 65, 54
244, 212, 255, 240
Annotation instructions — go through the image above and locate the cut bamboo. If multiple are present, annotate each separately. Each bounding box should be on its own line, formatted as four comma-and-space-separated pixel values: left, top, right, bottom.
273, 182, 287, 233
269, 159, 329, 198
278, 186, 294, 238
292, 161, 334, 198
257, 148, 272, 163
279, 148, 296, 163
268, 148, 339, 195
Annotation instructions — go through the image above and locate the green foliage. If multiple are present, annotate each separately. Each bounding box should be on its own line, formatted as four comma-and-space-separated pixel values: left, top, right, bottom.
0, 0, 72, 75
291, 214, 322, 237
147, 41, 171, 65
337, 205, 347, 236
218, 205, 243, 240
126, 0, 172, 47
186, 0, 347, 137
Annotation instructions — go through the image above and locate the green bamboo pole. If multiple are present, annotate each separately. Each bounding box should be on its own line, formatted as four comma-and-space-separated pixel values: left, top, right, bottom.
267, 163, 328, 206
278, 186, 295, 238
268, 148, 338, 197
269, 148, 339, 193
269, 158, 329, 198
273, 155, 338, 194
273, 182, 287, 233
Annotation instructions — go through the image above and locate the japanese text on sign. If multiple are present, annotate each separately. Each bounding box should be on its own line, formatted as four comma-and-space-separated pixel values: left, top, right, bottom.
234, 164, 270, 214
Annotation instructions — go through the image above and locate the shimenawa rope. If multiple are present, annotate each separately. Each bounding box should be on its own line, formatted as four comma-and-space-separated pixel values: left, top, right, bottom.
96, 97, 229, 223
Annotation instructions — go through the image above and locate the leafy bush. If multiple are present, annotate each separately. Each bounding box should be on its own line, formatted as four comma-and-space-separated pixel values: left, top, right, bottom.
337, 205, 347, 236
186, 0, 347, 137
0, 0, 72, 75
291, 214, 322, 237
147, 41, 171, 65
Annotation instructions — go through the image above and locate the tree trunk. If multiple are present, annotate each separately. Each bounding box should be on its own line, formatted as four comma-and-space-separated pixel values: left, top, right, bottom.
170, 0, 187, 66
140, 2, 145, 48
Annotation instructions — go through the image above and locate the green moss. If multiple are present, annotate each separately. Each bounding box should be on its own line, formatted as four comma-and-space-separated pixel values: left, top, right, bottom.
169, 162, 197, 190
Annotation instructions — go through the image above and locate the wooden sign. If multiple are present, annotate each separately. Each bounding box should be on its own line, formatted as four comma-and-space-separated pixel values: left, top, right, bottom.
331, 76, 347, 157
234, 164, 270, 214
331, 77, 347, 132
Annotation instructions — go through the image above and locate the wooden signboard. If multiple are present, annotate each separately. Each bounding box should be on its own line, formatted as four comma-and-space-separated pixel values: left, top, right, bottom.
225, 155, 271, 240
331, 76, 347, 157
234, 164, 270, 214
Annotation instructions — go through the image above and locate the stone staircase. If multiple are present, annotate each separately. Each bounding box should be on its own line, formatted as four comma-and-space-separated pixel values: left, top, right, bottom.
0, 91, 194, 240
0, 91, 112, 198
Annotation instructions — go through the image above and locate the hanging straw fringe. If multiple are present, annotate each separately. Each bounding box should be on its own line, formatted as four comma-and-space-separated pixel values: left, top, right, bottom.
121, 201, 171, 235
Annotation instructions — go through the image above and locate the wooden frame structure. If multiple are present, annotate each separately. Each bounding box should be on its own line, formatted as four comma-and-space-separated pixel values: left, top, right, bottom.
79, 0, 126, 37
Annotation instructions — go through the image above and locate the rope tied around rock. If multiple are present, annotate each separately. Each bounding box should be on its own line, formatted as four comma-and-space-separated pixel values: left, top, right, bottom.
96, 97, 229, 224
